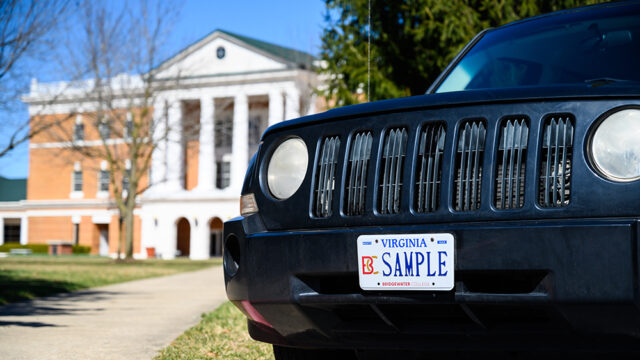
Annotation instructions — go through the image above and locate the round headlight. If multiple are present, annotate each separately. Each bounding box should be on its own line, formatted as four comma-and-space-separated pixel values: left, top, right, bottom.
267, 138, 308, 199
591, 108, 640, 182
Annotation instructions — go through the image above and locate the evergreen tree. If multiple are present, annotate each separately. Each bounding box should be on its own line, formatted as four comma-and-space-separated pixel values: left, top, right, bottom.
320, 0, 605, 106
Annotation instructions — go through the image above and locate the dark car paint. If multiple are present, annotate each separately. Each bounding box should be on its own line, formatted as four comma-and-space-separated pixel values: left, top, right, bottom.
224, 1, 640, 353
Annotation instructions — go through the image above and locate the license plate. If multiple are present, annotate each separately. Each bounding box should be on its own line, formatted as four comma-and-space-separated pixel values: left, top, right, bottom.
357, 233, 455, 291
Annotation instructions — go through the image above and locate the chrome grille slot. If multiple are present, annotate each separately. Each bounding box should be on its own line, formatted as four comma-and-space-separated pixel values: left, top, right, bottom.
379, 128, 408, 214
344, 132, 373, 216
313, 136, 340, 217
539, 116, 574, 207
454, 120, 486, 211
415, 123, 446, 213
495, 118, 529, 209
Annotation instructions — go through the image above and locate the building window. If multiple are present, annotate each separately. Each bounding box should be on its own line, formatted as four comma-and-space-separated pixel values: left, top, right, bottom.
74, 123, 85, 141
214, 98, 234, 150
122, 168, 131, 193
73, 170, 83, 192
99, 170, 109, 192
125, 119, 133, 138
216, 161, 230, 189
248, 95, 269, 159
216, 46, 226, 59
4, 224, 20, 244
98, 121, 110, 139
248, 114, 265, 147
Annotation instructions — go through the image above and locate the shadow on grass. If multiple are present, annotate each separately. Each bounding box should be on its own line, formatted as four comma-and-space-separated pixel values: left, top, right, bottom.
0, 274, 80, 306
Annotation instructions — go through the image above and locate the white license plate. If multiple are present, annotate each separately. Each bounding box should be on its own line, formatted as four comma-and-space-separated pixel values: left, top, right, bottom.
357, 233, 455, 291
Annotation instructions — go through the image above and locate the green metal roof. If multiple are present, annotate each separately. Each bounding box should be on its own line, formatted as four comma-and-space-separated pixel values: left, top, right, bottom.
217, 30, 316, 68
0, 176, 26, 202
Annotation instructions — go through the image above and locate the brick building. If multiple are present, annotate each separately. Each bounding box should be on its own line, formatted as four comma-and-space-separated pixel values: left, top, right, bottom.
2, 30, 320, 258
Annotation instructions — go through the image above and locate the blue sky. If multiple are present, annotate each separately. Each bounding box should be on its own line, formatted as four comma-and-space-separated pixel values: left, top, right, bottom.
0, 0, 326, 179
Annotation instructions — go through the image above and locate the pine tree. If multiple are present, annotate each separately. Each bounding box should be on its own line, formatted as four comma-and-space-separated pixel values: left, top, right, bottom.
320, 0, 605, 106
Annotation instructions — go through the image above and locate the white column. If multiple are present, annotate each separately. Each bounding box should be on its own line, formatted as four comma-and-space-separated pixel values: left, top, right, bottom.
306, 93, 318, 116
189, 216, 211, 260
268, 90, 284, 126
162, 217, 177, 260
197, 98, 215, 191
231, 94, 248, 193
19, 216, 28, 245
140, 214, 153, 258
150, 100, 168, 190
0, 217, 4, 246
284, 88, 300, 120
166, 100, 184, 190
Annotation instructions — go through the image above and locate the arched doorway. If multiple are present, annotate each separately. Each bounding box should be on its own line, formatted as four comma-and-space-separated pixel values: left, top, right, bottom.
176, 217, 190, 257
209, 217, 223, 257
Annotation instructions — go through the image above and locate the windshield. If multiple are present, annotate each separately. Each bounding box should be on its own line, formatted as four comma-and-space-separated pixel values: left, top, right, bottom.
436, 3, 640, 93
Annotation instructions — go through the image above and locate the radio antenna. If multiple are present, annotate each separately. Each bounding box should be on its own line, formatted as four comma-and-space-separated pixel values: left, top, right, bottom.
367, 0, 371, 102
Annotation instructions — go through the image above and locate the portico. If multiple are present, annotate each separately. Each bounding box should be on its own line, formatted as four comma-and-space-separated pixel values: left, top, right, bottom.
140, 30, 319, 259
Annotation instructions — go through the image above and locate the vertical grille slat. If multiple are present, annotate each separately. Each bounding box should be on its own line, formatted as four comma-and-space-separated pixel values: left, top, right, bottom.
315, 140, 328, 216
379, 128, 408, 214
495, 118, 529, 209
326, 138, 338, 212
471, 124, 481, 209
539, 116, 573, 207
345, 131, 373, 215
381, 133, 391, 212
348, 133, 362, 214
313, 136, 340, 217
455, 120, 486, 212
431, 126, 444, 209
552, 120, 560, 206
458, 127, 468, 211
560, 121, 568, 199
388, 131, 398, 213
358, 134, 372, 213
506, 122, 515, 204
415, 123, 446, 213
514, 122, 525, 207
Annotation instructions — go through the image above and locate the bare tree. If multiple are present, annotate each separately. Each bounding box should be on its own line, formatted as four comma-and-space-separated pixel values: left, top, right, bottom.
0, 0, 71, 158
34, 0, 182, 259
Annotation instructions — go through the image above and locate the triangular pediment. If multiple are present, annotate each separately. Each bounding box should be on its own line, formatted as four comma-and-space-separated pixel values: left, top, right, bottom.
154, 30, 307, 79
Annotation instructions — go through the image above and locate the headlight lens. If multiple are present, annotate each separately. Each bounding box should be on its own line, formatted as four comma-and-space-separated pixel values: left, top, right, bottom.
267, 138, 308, 199
591, 108, 640, 181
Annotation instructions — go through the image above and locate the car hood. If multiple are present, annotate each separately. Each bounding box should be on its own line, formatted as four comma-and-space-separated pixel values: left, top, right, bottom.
264, 83, 640, 138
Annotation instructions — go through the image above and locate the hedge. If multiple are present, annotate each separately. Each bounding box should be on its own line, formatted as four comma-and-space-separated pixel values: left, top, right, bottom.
72, 245, 91, 254
0, 243, 48, 254
0, 243, 92, 254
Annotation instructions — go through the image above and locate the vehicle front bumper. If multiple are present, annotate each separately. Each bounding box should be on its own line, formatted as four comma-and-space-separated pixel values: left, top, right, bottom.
223, 217, 640, 351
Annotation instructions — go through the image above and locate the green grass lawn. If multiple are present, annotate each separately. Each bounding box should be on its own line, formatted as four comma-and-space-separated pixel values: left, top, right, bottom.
0, 255, 221, 305
156, 301, 273, 360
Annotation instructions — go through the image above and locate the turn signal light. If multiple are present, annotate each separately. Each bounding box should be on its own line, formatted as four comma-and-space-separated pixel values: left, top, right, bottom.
240, 193, 259, 216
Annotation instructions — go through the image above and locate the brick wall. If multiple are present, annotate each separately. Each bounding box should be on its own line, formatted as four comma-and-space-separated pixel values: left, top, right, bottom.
28, 214, 142, 255
28, 216, 73, 244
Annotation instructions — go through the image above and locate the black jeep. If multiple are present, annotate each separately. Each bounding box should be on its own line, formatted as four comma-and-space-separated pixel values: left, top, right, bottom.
224, 2, 640, 358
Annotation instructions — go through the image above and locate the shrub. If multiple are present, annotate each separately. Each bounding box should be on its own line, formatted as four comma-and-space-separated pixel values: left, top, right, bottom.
0, 243, 92, 255
72, 245, 91, 254
0, 243, 49, 254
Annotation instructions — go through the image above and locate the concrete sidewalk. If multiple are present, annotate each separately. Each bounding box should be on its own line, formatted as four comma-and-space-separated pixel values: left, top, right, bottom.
0, 266, 227, 360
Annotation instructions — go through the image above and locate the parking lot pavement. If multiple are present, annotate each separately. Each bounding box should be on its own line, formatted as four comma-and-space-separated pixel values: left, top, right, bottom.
0, 265, 227, 360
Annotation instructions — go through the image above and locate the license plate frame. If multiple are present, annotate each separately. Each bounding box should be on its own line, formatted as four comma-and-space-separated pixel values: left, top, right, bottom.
357, 233, 455, 291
